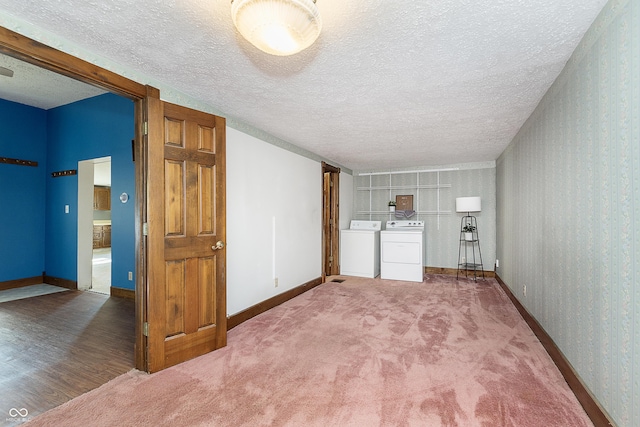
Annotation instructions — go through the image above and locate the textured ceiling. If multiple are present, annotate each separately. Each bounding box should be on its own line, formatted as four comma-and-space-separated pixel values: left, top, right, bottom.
0, 0, 608, 171
0, 53, 106, 109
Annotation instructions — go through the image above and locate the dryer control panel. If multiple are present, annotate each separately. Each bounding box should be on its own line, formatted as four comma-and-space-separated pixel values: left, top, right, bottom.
385, 220, 424, 229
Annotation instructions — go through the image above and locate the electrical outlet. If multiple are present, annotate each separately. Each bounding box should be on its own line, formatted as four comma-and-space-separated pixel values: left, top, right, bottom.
274, 278, 278, 287
523, 285, 527, 296
461, 257, 466, 264
128, 271, 133, 281
496, 259, 499, 268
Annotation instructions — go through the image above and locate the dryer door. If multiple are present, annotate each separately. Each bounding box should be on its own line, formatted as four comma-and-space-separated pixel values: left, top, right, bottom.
380, 231, 424, 282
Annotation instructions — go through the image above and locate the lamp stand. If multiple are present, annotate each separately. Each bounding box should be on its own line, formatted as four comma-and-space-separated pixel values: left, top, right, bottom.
456, 213, 484, 280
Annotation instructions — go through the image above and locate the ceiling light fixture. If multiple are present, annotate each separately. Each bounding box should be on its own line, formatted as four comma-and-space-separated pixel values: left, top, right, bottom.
231, 0, 322, 56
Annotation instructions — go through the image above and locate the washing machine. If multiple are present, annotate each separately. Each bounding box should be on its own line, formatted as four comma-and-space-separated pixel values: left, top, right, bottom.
380, 220, 425, 282
340, 220, 382, 278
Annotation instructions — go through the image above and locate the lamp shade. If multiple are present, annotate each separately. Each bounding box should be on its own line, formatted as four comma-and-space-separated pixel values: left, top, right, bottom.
456, 197, 481, 213
231, 0, 322, 56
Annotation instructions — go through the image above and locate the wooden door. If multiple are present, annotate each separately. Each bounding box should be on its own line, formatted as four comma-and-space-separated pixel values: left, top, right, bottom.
322, 162, 340, 278
146, 98, 226, 372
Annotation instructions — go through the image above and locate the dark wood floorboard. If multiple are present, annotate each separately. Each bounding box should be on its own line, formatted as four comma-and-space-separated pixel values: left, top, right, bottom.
0, 290, 135, 425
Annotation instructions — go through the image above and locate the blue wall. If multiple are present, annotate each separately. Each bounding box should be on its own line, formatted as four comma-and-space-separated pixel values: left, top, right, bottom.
45, 93, 135, 290
0, 99, 47, 281
1, 93, 134, 290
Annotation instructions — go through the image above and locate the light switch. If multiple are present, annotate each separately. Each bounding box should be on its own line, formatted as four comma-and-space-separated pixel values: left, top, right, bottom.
65, 204, 69, 213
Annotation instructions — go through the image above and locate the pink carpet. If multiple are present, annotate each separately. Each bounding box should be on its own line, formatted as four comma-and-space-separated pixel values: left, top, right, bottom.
24, 275, 593, 426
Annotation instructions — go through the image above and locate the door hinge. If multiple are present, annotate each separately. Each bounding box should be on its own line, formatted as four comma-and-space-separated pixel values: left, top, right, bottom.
143, 121, 148, 135
143, 322, 149, 336
142, 223, 149, 236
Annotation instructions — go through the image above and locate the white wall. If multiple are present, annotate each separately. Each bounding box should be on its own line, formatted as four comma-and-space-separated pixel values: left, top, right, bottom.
77, 160, 95, 290
226, 127, 322, 315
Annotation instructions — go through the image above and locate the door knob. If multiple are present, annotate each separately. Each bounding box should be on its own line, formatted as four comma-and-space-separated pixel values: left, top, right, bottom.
211, 241, 225, 251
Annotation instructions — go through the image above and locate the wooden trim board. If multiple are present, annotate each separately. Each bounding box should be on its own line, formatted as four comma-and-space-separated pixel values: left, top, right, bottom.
425, 266, 495, 278
494, 274, 614, 427
43, 275, 77, 290
0, 27, 146, 99
0, 276, 43, 291
111, 287, 135, 300
227, 277, 323, 330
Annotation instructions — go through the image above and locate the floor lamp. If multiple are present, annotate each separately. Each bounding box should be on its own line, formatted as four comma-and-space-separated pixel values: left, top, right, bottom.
456, 196, 484, 280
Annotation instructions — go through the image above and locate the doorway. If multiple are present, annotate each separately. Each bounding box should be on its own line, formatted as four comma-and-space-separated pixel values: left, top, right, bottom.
78, 157, 113, 295
1, 26, 148, 369
1, 25, 227, 373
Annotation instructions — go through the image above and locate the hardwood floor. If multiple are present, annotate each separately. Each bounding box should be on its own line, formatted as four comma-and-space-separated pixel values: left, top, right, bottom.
0, 290, 135, 424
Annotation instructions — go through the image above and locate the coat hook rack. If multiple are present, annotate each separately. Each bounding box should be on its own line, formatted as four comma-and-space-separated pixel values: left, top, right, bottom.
51, 169, 77, 178
0, 156, 38, 167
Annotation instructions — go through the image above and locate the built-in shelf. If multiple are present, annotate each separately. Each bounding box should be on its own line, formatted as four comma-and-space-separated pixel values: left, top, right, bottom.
355, 170, 453, 228
357, 184, 452, 190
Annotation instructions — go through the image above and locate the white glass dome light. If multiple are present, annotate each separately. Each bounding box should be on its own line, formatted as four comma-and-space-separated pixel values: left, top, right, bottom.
231, 0, 322, 56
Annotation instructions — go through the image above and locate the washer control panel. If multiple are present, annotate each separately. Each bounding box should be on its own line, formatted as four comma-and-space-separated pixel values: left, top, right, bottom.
349, 220, 382, 231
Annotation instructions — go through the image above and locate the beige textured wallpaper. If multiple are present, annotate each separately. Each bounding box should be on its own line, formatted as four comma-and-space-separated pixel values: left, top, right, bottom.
496, 0, 639, 425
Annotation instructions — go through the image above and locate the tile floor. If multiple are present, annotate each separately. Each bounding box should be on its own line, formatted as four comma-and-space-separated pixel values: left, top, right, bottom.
0, 284, 69, 303
90, 248, 111, 295
0, 248, 111, 302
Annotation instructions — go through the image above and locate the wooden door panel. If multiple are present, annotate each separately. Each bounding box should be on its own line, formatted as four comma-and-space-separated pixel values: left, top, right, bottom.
165, 159, 185, 236
198, 256, 217, 327
199, 164, 215, 234
165, 260, 186, 337
147, 98, 226, 372
164, 117, 184, 147
184, 257, 200, 334
164, 326, 217, 368
198, 125, 216, 152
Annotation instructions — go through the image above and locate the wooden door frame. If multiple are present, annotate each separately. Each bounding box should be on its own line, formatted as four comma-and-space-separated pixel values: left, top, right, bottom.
0, 26, 150, 370
321, 162, 340, 280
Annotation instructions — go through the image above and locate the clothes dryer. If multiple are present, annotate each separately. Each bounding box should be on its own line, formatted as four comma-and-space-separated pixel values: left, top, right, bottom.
380, 220, 425, 282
